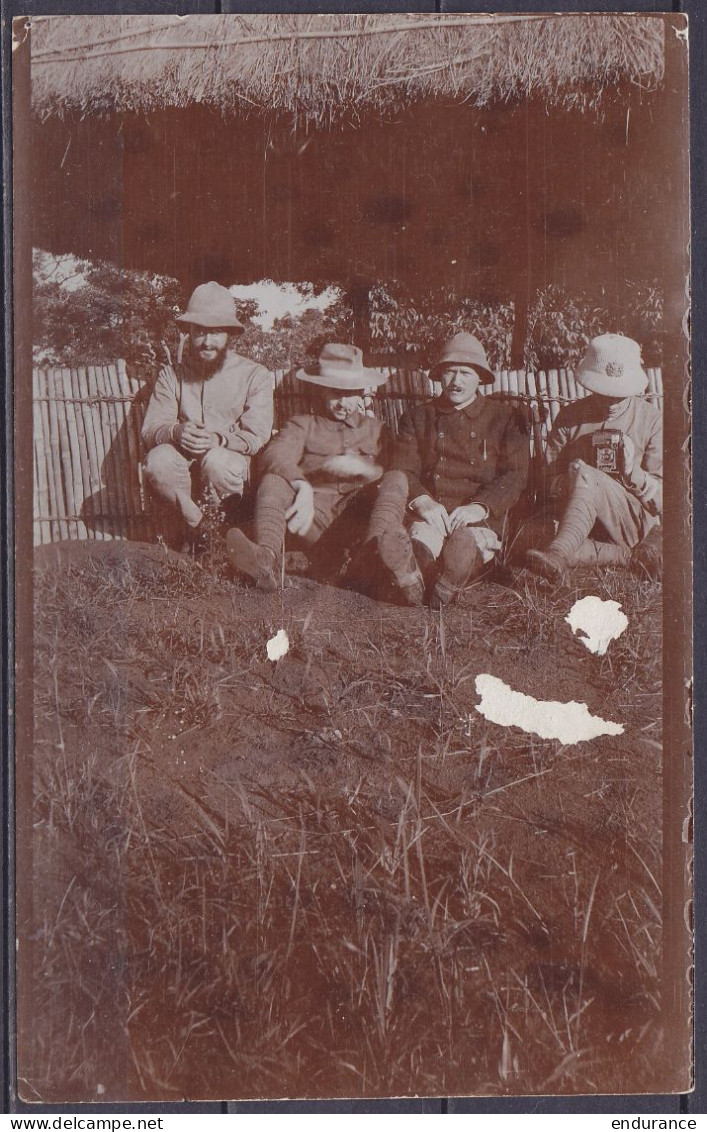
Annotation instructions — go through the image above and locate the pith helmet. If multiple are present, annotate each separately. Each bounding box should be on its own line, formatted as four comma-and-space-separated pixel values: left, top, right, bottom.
576, 334, 649, 397
176, 282, 245, 332
296, 344, 388, 391
430, 332, 495, 385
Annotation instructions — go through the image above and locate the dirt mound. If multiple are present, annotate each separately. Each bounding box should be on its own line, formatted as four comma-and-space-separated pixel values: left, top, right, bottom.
35, 536, 193, 581
25, 538, 663, 1101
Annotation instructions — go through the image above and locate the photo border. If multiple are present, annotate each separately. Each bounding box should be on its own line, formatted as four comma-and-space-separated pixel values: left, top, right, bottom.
2, 0, 702, 1115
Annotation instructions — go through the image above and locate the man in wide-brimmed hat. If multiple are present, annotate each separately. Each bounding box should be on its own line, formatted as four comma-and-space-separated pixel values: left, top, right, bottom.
141, 281, 274, 550
525, 333, 662, 583
227, 343, 388, 590
367, 331, 530, 607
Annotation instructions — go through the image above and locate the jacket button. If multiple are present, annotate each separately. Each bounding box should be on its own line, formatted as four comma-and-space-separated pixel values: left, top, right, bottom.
438, 431, 444, 439
471, 432, 476, 438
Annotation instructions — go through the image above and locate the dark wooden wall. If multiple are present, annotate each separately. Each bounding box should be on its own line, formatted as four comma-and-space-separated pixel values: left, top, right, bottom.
32, 87, 674, 312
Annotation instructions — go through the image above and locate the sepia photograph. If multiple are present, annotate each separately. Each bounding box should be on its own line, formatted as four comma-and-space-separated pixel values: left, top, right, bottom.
12, 10, 692, 1103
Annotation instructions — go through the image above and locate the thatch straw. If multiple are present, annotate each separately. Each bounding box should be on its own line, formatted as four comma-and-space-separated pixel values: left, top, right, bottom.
30, 13, 665, 123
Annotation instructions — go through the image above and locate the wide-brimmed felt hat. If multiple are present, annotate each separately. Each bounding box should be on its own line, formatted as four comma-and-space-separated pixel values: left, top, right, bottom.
576, 333, 648, 397
296, 343, 388, 391
176, 282, 245, 332
429, 332, 495, 385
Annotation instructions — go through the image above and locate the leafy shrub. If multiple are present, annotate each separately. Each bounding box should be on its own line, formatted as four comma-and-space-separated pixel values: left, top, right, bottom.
237, 291, 354, 372
525, 281, 664, 372
33, 250, 183, 368
368, 281, 514, 369
33, 251, 664, 377
524, 286, 608, 372
622, 280, 665, 366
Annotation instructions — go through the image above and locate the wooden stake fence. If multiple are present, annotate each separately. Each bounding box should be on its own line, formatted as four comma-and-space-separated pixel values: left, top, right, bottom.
31, 361, 664, 547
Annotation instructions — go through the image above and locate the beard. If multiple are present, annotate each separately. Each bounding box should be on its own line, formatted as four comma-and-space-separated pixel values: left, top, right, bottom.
193, 341, 230, 376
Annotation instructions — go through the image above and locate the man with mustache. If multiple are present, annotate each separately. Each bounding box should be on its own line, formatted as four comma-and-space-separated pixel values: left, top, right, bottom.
141, 281, 274, 550
368, 332, 530, 607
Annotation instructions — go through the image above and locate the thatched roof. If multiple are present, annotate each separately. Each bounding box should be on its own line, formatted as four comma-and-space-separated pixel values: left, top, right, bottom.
30, 13, 665, 123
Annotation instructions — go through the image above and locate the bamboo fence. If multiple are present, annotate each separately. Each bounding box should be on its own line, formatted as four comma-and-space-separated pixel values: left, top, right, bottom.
32, 361, 664, 547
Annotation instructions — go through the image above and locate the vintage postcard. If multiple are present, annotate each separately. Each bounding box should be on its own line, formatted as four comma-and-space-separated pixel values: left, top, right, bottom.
11, 11, 692, 1103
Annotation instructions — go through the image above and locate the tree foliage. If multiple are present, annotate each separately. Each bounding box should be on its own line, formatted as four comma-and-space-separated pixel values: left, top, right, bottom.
238, 292, 353, 372
368, 279, 664, 371
368, 282, 514, 369
33, 251, 664, 376
33, 251, 184, 368
524, 282, 665, 372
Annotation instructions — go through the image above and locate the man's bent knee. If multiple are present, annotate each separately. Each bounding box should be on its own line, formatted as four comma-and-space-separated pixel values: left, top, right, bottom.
378, 470, 409, 497
568, 460, 613, 496
199, 447, 249, 495
200, 446, 248, 477
143, 443, 190, 489
569, 460, 598, 486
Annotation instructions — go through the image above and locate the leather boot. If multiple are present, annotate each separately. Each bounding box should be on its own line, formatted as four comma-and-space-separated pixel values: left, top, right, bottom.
411, 539, 437, 588
525, 547, 568, 585
226, 528, 278, 592
630, 527, 662, 580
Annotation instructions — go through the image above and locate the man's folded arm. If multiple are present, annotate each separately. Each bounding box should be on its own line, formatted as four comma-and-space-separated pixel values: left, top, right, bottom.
625, 415, 663, 513
225, 368, 275, 455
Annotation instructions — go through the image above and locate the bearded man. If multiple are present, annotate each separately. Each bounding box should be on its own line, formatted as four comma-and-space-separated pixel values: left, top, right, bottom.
141, 281, 274, 549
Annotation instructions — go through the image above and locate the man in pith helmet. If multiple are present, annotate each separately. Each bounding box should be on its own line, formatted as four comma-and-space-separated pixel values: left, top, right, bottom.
368, 332, 530, 608
525, 333, 662, 583
141, 281, 274, 550
227, 343, 389, 590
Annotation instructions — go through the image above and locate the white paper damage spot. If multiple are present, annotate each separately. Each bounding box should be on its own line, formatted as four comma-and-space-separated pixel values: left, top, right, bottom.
565, 596, 628, 656
475, 674, 623, 745
266, 628, 289, 661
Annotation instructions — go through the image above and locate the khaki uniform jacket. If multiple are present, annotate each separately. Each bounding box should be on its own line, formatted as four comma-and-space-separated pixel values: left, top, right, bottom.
391, 395, 530, 522
546, 394, 662, 514
261, 413, 387, 491
141, 352, 274, 457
